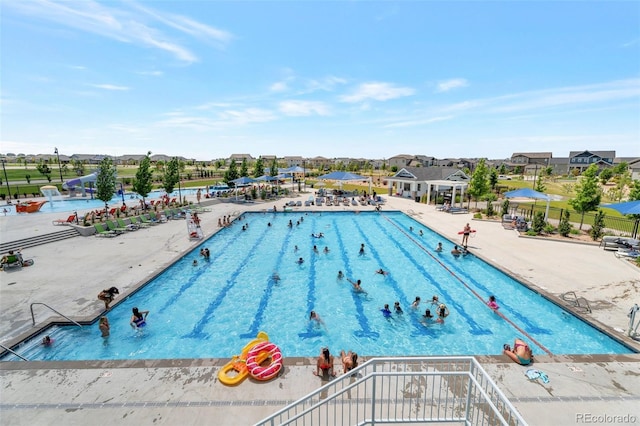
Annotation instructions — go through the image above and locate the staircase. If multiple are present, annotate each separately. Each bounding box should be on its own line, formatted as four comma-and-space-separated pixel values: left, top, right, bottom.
0, 228, 80, 253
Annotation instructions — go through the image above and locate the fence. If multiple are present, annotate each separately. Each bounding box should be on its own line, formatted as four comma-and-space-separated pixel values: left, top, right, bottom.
256, 356, 526, 426
507, 204, 638, 237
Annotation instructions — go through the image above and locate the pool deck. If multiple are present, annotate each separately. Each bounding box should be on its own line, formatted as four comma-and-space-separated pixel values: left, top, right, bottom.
1, 193, 639, 425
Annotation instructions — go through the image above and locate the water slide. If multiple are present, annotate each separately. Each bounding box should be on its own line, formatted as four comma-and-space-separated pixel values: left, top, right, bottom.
62, 172, 98, 196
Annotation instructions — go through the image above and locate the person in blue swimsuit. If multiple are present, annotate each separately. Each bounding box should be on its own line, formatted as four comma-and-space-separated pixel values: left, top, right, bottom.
380, 304, 392, 318
503, 338, 533, 365
130, 307, 149, 329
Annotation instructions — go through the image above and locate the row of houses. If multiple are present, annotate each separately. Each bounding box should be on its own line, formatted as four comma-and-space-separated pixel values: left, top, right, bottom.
2, 150, 638, 179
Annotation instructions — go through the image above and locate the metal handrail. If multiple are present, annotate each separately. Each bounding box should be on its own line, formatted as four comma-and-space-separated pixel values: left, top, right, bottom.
30, 303, 82, 328
256, 356, 527, 426
0, 343, 29, 361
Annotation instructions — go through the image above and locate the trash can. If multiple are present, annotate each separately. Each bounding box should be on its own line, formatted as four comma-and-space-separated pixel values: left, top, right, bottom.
415, 196, 420, 202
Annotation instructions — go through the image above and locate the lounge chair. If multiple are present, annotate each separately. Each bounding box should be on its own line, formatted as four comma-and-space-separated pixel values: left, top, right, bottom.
117, 218, 138, 231
296, 201, 302, 207
130, 216, 151, 228
615, 248, 640, 259
148, 211, 167, 223
52, 214, 77, 226
1, 253, 26, 270
105, 220, 126, 234
600, 236, 639, 251
94, 223, 118, 237
139, 214, 158, 226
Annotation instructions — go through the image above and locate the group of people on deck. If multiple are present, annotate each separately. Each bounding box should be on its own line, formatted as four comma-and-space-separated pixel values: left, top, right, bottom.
313, 347, 358, 378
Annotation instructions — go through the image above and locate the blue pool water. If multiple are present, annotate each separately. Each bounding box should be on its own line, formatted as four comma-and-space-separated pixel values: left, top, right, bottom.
3, 211, 633, 361
2, 188, 203, 215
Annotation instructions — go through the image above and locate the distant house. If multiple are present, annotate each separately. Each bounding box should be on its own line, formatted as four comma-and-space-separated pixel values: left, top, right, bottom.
628, 158, 640, 181
283, 156, 304, 168
117, 155, 147, 165
228, 154, 254, 165
548, 157, 569, 175
386, 166, 470, 206
388, 154, 435, 169
568, 150, 615, 173
69, 154, 112, 164
307, 156, 332, 171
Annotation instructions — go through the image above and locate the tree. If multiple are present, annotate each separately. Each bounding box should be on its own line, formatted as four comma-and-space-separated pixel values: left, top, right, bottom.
36, 159, 52, 178
534, 175, 546, 193
599, 168, 613, 185
72, 159, 85, 176
133, 151, 153, 209
163, 157, 180, 194
531, 211, 545, 234
489, 169, 498, 191
225, 159, 239, 183
499, 164, 507, 175
558, 209, 572, 237
252, 156, 264, 178
501, 199, 510, 217
569, 164, 602, 230
467, 158, 489, 207
589, 210, 606, 241
269, 158, 278, 177
96, 156, 117, 217
240, 158, 248, 177
612, 162, 628, 175
629, 179, 640, 201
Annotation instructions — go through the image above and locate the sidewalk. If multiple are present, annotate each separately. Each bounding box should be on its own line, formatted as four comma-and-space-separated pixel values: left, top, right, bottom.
1, 193, 639, 425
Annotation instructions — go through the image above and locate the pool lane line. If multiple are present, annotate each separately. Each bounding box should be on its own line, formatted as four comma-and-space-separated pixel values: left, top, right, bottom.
372, 216, 492, 336
241, 225, 295, 339
158, 226, 243, 313
184, 225, 271, 339
298, 217, 323, 338
334, 217, 379, 339
381, 213, 553, 356
351, 218, 434, 336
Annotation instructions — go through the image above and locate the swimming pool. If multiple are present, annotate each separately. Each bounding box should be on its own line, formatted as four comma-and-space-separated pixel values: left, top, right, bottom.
1, 188, 203, 215
2, 211, 633, 361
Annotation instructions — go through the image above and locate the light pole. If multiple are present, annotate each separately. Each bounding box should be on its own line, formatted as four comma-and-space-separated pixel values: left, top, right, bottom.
1, 157, 11, 204
303, 160, 306, 192
54, 147, 64, 183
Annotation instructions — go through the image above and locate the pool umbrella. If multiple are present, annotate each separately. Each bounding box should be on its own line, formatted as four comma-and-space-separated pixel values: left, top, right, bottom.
601, 200, 640, 238
230, 177, 256, 200
504, 188, 550, 221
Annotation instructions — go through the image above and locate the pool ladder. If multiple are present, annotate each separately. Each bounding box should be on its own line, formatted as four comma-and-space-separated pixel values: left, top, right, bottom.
30, 302, 83, 328
560, 291, 592, 313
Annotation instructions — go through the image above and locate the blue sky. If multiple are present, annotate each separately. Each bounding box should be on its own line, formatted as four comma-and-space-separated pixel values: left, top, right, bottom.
1, 1, 639, 161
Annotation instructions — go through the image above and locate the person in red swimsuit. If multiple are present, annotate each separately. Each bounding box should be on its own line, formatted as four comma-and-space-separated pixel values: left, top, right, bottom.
314, 347, 335, 377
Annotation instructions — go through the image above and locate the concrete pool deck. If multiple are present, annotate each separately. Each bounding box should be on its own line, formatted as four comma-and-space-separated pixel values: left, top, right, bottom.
1, 193, 639, 425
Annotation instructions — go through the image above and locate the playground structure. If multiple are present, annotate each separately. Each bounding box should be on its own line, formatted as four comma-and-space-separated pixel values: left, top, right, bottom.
62, 172, 99, 197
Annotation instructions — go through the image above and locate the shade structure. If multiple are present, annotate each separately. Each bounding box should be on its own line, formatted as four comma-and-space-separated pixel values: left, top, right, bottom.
317, 171, 372, 194
504, 188, 550, 221
281, 166, 305, 173
601, 200, 640, 215
255, 175, 279, 182
230, 176, 256, 186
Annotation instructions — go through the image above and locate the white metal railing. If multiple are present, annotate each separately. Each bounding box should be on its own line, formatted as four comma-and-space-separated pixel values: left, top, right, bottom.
256, 356, 527, 426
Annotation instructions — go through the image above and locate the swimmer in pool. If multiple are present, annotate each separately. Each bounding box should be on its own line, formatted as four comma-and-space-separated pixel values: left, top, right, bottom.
130, 307, 149, 329
487, 295, 499, 310
411, 297, 421, 309
394, 301, 403, 314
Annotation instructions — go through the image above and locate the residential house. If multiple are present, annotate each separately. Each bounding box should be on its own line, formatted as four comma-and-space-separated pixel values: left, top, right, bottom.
627, 158, 640, 181
568, 150, 615, 173
228, 154, 254, 165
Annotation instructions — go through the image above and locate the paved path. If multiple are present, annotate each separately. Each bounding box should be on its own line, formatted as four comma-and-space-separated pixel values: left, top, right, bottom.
1, 193, 639, 425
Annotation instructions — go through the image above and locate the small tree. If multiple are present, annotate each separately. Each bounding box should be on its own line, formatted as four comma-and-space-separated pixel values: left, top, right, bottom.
269, 158, 278, 177
534, 175, 546, 193
240, 158, 248, 178
569, 164, 601, 230
589, 210, 606, 241
253, 156, 264, 178
25, 174, 31, 184
558, 209, 572, 237
501, 199, 510, 217
467, 159, 489, 207
96, 157, 117, 217
225, 159, 239, 183
163, 157, 180, 194
489, 169, 498, 191
599, 168, 613, 185
484, 193, 497, 217
133, 151, 153, 210
531, 211, 545, 234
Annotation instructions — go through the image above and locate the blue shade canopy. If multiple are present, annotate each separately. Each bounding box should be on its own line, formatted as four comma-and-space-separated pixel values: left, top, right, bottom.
230, 176, 256, 186
281, 166, 305, 173
504, 188, 550, 200
317, 171, 368, 181
601, 200, 640, 215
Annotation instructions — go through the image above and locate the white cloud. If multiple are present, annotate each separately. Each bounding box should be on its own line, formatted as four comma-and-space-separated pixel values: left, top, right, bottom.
303, 76, 348, 93
4, 0, 233, 63
279, 101, 330, 116
136, 70, 164, 76
436, 78, 469, 92
340, 82, 415, 103
383, 116, 453, 128
270, 82, 288, 92
218, 108, 277, 124
89, 84, 130, 91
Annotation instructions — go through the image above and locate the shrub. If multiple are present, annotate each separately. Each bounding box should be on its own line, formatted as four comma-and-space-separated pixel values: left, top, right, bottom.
260, 190, 266, 200
543, 223, 555, 234
486, 201, 495, 217
501, 199, 509, 217
526, 230, 538, 236
569, 229, 580, 235
589, 210, 606, 241
473, 212, 482, 219
531, 211, 545, 234
558, 209, 572, 237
